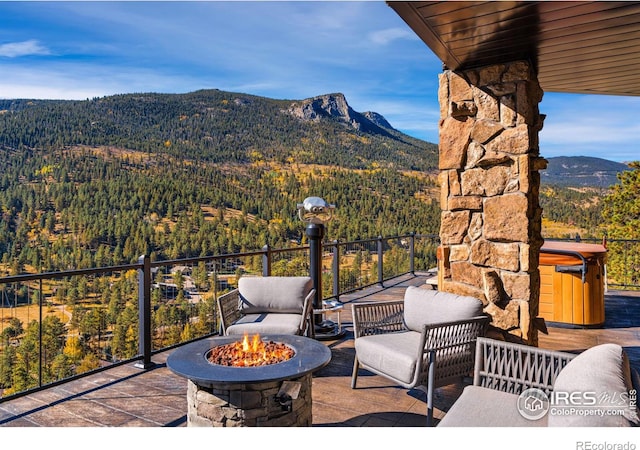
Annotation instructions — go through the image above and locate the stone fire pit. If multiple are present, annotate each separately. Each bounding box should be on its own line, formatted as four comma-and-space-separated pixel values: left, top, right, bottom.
167, 334, 331, 427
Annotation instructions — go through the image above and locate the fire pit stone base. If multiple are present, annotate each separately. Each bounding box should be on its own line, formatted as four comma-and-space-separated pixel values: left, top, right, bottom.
187, 373, 312, 427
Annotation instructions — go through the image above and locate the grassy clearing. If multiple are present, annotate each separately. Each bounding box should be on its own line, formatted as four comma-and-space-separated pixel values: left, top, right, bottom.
0, 302, 69, 332
542, 218, 586, 239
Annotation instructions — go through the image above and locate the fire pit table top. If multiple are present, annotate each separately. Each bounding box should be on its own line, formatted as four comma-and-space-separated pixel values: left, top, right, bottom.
166, 334, 331, 385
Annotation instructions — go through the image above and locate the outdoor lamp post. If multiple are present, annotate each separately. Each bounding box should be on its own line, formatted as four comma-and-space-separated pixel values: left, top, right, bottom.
297, 196, 336, 339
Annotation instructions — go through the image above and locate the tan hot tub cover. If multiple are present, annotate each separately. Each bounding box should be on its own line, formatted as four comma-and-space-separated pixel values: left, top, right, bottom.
540, 241, 607, 266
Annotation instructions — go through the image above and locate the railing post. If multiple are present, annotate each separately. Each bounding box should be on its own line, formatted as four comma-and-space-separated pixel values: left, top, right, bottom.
135, 254, 154, 369
332, 240, 340, 300
38, 279, 43, 388
409, 232, 415, 275
377, 235, 384, 286
262, 244, 271, 277
602, 235, 608, 293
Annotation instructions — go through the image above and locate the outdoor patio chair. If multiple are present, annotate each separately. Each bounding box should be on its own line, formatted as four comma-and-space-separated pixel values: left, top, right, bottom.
351, 286, 490, 426
216, 276, 315, 337
438, 337, 640, 426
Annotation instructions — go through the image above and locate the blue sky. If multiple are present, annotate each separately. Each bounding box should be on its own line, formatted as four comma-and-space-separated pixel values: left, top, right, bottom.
0, 1, 638, 162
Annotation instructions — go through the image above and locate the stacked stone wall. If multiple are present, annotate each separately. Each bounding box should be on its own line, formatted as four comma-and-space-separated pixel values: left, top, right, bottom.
437, 60, 547, 345
186, 373, 312, 427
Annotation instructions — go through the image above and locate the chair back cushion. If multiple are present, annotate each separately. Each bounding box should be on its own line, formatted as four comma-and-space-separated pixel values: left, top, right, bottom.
403, 286, 484, 332
238, 276, 312, 314
548, 343, 640, 427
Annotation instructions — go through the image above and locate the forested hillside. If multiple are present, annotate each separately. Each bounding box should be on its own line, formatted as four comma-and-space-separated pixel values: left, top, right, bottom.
0, 89, 626, 273
539, 185, 607, 238
0, 90, 437, 170
0, 90, 440, 274
541, 156, 630, 187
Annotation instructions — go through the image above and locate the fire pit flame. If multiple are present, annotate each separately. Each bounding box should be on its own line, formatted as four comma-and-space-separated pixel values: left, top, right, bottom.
208, 333, 295, 367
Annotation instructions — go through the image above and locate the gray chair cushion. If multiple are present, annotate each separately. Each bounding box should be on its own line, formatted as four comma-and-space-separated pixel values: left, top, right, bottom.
238, 276, 312, 314
438, 385, 548, 427
354, 330, 422, 386
548, 343, 640, 427
403, 286, 484, 333
226, 313, 303, 336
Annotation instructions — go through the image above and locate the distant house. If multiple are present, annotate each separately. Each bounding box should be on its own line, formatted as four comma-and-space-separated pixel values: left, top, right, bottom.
170, 265, 191, 276
153, 282, 179, 300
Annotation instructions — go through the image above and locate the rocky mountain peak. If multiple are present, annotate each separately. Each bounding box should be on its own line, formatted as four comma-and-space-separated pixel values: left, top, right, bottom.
362, 111, 394, 130
287, 93, 353, 122
285, 93, 394, 136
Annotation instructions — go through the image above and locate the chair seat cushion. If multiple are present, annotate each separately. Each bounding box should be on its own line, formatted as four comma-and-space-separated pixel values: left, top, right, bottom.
226, 313, 302, 336
354, 330, 422, 386
438, 385, 548, 427
403, 286, 484, 332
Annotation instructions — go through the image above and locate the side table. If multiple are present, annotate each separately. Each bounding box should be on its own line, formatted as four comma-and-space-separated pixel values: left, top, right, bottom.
313, 299, 345, 340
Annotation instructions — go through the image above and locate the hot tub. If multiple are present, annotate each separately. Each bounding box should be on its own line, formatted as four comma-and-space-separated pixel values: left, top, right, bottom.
539, 241, 607, 327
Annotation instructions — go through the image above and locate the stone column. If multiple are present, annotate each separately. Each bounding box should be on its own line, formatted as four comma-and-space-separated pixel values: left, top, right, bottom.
437, 60, 547, 345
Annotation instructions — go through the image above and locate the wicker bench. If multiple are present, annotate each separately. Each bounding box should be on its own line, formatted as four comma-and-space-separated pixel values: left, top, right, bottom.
439, 337, 640, 427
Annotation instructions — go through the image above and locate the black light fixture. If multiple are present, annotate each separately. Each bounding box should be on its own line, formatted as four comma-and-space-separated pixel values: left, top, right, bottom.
297, 197, 336, 338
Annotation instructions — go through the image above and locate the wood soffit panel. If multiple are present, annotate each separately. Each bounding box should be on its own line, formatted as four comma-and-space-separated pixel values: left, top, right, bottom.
388, 1, 640, 96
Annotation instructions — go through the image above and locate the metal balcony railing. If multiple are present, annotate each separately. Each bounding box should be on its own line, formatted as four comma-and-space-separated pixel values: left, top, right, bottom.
1, 233, 637, 402
0, 233, 439, 401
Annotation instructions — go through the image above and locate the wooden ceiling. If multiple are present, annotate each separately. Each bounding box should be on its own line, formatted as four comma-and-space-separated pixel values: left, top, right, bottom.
388, 1, 640, 96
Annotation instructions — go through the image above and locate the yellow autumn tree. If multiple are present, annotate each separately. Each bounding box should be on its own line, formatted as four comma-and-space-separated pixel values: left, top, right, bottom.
63, 335, 83, 362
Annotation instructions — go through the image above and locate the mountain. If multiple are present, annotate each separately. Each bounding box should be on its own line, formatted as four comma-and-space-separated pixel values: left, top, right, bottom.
0, 89, 443, 271
0, 89, 626, 270
540, 156, 631, 187
0, 89, 439, 172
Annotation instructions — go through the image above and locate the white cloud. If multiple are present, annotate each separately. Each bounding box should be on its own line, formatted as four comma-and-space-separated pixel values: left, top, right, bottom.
0, 64, 201, 100
541, 122, 640, 145
0, 40, 50, 58
0, 83, 97, 101
368, 27, 416, 45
